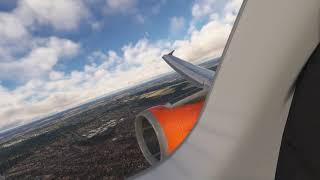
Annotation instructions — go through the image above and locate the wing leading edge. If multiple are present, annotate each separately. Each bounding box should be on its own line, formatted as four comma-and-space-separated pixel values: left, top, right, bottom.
162, 51, 218, 90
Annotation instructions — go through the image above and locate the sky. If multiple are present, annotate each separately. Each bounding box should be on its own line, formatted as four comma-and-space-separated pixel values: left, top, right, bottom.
0, 0, 243, 132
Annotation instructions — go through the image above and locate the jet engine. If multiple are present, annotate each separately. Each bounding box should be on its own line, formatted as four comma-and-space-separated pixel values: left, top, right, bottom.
135, 100, 204, 165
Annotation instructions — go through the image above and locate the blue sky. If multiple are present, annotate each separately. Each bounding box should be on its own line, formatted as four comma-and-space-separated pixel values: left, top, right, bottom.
0, 0, 242, 131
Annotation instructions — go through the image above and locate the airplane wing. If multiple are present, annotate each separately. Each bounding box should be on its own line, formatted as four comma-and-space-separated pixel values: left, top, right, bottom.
162, 51, 218, 90
161, 51, 219, 107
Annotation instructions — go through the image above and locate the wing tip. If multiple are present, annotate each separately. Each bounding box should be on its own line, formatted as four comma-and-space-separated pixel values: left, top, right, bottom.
168, 50, 175, 55
162, 50, 175, 62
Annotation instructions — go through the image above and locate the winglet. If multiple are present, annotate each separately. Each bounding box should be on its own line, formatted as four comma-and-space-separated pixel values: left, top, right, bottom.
168, 50, 175, 55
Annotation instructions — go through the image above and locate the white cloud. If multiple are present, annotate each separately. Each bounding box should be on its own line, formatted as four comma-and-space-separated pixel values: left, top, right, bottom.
175, 19, 232, 61
0, 12, 28, 42
175, 0, 243, 61
0, 0, 90, 63
170, 16, 185, 35
188, 0, 242, 41
0, 0, 243, 131
223, 0, 243, 24
49, 71, 65, 81
192, 0, 242, 23
0, 0, 89, 45
104, 0, 137, 14
0, 37, 79, 82
192, 0, 217, 19
17, 0, 90, 31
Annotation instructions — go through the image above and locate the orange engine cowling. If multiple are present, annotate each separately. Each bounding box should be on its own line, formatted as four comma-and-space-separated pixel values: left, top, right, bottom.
135, 100, 204, 165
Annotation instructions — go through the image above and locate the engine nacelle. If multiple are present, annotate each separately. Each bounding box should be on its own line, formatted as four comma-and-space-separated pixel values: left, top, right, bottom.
135, 101, 204, 165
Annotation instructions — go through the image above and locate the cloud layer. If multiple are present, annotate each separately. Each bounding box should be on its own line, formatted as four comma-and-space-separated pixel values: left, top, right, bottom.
0, 0, 89, 42
0, 0, 242, 131
0, 37, 79, 82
